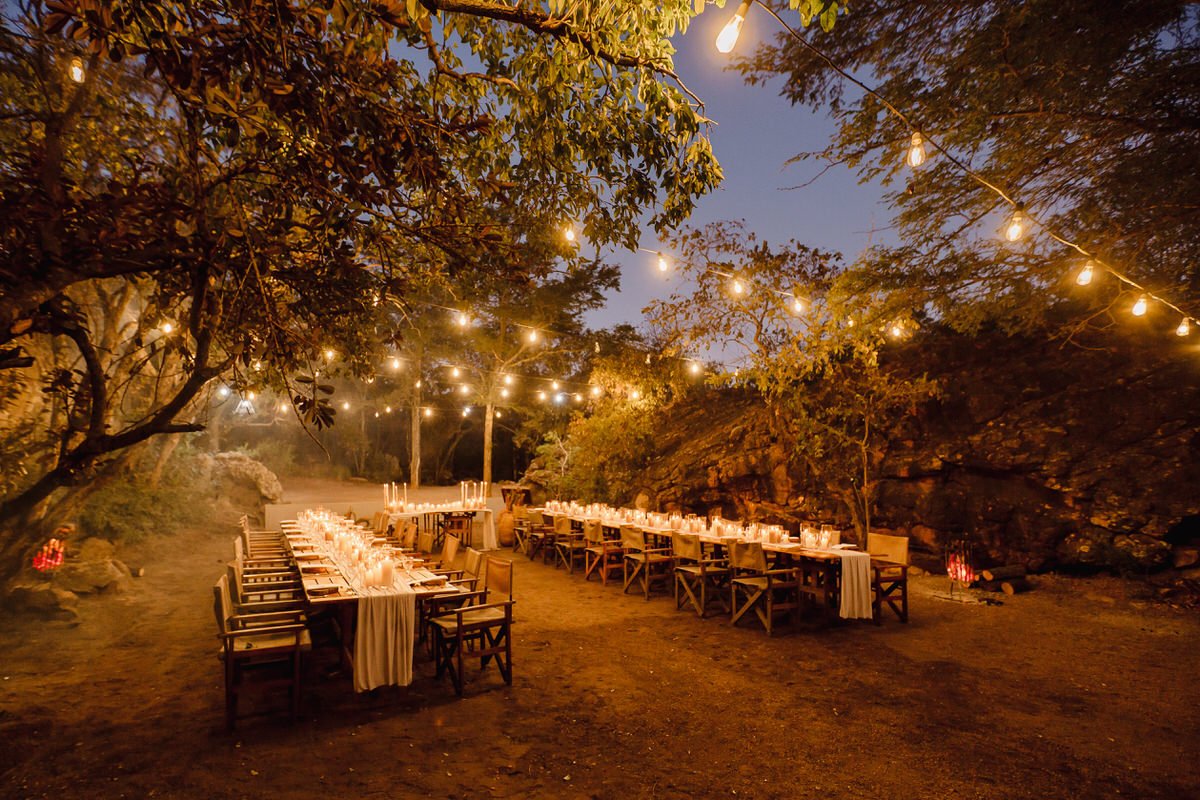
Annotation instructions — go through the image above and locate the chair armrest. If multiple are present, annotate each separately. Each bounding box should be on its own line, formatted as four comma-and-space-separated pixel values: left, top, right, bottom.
231, 609, 306, 625
643, 547, 673, 555
220, 623, 307, 640
453, 600, 514, 620
449, 578, 479, 591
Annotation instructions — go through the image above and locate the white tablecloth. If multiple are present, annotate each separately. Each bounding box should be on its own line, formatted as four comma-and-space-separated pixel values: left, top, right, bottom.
353, 585, 417, 692
838, 550, 874, 620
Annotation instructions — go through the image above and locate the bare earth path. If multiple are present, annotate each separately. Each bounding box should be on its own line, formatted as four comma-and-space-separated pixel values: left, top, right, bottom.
1, 479, 1198, 799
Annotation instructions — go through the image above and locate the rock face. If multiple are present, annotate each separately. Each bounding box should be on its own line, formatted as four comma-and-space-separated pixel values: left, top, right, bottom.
197, 451, 284, 526
5, 581, 79, 623
535, 331, 1199, 574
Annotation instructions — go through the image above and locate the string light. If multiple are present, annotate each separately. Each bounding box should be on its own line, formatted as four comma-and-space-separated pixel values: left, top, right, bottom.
503, 374, 514, 385
573, 393, 582, 402
462, 406, 471, 417
341, 400, 350, 410
278, 402, 289, 412
527, 329, 540, 344
536, 390, 547, 401
1004, 207, 1028, 243
390, 357, 402, 371
459, 384, 471, 395
69, 57, 84, 83
551, 380, 560, 390
554, 393, 565, 404
385, 405, 393, 413
159, 321, 174, 334
247, 391, 256, 401
688, 361, 702, 375
324, 348, 335, 361
424, 407, 433, 417
495, 410, 502, 418
374, 411, 380, 418
731, 278, 746, 296
450, 366, 461, 378
657, 253, 669, 273
906, 132, 927, 168
1176, 318, 1190, 337
791, 296, 805, 314
590, 385, 602, 397
1131, 296, 1148, 317
455, 311, 470, 328
716, 0, 752, 53
1076, 261, 1095, 286
500, 387, 510, 398
563, 224, 576, 243
890, 323, 904, 339
218, 386, 230, 398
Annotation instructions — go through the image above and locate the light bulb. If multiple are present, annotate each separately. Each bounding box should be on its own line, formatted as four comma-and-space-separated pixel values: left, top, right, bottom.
451, 366, 460, 378
590, 385, 601, 397
1076, 261, 1095, 286
554, 393, 565, 405
563, 225, 576, 243
374, 411, 380, 418
732, 279, 746, 296
500, 387, 510, 398
503, 374, 513, 385
792, 296, 805, 314
279, 402, 289, 412
324, 348, 335, 361
536, 390, 546, 401
365, 377, 375, 384
1176, 318, 1191, 337
1131, 296, 1148, 317
573, 393, 582, 402
69, 57, 84, 84
385, 405, 392, 413
424, 407, 433, 417
462, 407, 470, 417
551, 380, 560, 391
890, 324, 904, 339
460, 384, 471, 395
689, 361, 701, 375
253, 360, 263, 372
657, 253, 669, 273
218, 386, 230, 398
1004, 208, 1027, 242
247, 391, 256, 401
456, 311, 469, 327
160, 321, 174, 334
715, 1, 751, 54
495, 410, 502, 419
390, 357, 401, 370
630, 389, 641, 400
527, 329, 539, 344
341, 401, 350, 410
906, 132, 926, 168
415, 380, 422, 388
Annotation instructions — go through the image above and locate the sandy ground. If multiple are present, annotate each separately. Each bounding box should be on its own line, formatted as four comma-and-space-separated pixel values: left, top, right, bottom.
1, 479, 1198, 799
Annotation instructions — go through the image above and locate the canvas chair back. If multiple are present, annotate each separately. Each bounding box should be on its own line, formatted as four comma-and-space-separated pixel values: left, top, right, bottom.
484, 557, 513, 600
867, 533, 909, 565
463, 547, 483, 579
213, 574, 234, 635
673, 532, 702, 562
583, 520, 604, 545
730, 541, 767, 573
440, 534, 461, 565
233, 537, 247, 562
399, 521, 417, 549
416, 530, 434, 555
525, 506, 544, 524
620, 525, 646, 552
553, 514, 571, 535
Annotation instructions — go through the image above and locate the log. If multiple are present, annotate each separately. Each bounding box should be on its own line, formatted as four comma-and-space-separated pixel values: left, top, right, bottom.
981, 564, 1027, 581
1001, 578, 1031, 595
974, 579, 1004, 593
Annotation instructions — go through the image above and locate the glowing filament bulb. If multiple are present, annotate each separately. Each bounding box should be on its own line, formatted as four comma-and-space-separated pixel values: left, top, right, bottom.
732, 279, 746, 296
460, 384, 470, 395
278, 402, 289, 412
630, 389, 641, 400
385, 405, 392, 413
456, 311, 470, 328
527, 329, 540, 344
451, 366, 461, 379
715, 0, 751, 54
555, 393, 565, 405
500, 387, 510, 398
573, 393, 582, 402
657, 253, 669, 273
1004, 208, 1028, 242
1176, 318, 1191, 337
341, 401, 350, 410
590, 385, 601, 397
462, 407, 471, 417
689, 361, 701, 375
415, 380, 422, 388
563, 225, 576, 243
495, 410, 502, 419
423, 407, 433, 417
551, 380, 560, 391
890, 324, 904, 339
1131, 296, 1148, 317
503, 374, 513, 385
324, 349, 335, 361
390, 357, 401, 370
536, 390, 546, 401
247, 391, 256, 401
69, 57, 84, 84
792, 297, 805, 314
906, 132, 926, 168
218, 386, 230, 398
1076, 261, 1095, 286
374, 412, 380, 418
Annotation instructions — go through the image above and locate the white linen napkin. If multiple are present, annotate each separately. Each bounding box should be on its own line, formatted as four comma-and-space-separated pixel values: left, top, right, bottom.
353, 585, 417, 692
838, 550, 874, 620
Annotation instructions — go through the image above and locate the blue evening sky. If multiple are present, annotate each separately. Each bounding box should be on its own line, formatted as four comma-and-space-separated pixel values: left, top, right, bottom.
583, 7, 894, 331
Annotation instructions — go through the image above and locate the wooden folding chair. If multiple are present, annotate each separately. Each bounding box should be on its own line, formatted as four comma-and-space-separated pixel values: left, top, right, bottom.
621, 525, 673, 600
868, 532, 910, 623
429, 558, 514, 696
729, 541, 799, 636
584, 520, 623, 585
673, 532, 730, 618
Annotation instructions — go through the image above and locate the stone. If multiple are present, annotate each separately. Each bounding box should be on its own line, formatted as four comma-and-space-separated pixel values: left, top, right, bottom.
1172, 547, 1199, 570
54, 559, 133, 594
5, 580, 79, 622
634, 492, 650, 512
74, 537, 116, 562
1110, 534, 1171, 572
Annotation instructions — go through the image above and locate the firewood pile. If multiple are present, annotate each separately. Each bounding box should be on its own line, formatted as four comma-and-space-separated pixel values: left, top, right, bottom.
972, 565, 1032, 595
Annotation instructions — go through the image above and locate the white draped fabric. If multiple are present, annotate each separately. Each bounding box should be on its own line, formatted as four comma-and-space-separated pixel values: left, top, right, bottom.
353, 585, 417, 692
838, 550, 874, 620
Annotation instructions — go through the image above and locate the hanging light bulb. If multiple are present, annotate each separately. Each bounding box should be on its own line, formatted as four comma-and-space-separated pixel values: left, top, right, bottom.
385, 405, 393, 414
792, 296, 805, 314
450, 366, 461, 379
160, 321, 174, 334
495, 410, 502, 419
688, 361, 701, 376
551, 380, 560, 391
278, 402, 289, 412
536, 390, 546, 401
573, 393, 582, 402
554, 393, 565, 405
247, 391, 257, 401
731, 278, 746, 296
390, 357, 401, 371
423, 407, 433, 418
503, 374, 514, 386
218, 386, 230, 398
460, 384, 471, 395
415, 380, 422, 388
324, 348, 335, 361
1176, 318, 1191, 337
341, 400, 350, 410
374, 411, 380, 418
657, 253, 669, 273
1131, 295, 1148, 317
527, 329, 540, 344
455, 311, 470, 328
1004, 207, 1028, 242
590, 385, 601, 398
906, 132, 926, 168
462, 407, 471, 417
563, 224, 576, 243
630, 389, 641, 400
69, 57, 85, 84
890, 323, 904, 339
500, 387, 510, 399
715, 0, 751, 54
1076, 260, 1095, 286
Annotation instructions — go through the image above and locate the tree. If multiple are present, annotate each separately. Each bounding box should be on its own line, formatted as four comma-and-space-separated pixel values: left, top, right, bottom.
0, 0, 727, 556
735, 0, 1200, 341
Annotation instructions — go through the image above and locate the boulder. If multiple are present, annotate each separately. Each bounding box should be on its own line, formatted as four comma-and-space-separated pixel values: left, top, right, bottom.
1110, 534, 1172, 572
5, 580, 79, 623
74, 537, 116, 562
54, 559, 133, 594
213, 451, 284, 503
1172, 546, 1199, 570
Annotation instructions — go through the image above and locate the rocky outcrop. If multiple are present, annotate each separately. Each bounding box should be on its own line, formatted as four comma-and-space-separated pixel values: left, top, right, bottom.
195, 451, 284, 526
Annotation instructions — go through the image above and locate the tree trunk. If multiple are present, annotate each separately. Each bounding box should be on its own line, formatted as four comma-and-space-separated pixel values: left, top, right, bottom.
149, 434, 182, 489
410, 354, 422, 489
483, 398, 494, 494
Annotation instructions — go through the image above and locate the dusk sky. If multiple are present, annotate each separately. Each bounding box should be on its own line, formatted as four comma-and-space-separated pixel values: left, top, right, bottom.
584, 7, 894, 331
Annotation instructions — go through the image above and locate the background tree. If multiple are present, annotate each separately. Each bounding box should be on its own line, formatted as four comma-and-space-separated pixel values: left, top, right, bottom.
735, 0, 1200, 341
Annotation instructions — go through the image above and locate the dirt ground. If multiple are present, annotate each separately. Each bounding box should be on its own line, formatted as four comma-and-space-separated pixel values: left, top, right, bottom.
1, 479, 1198, 799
